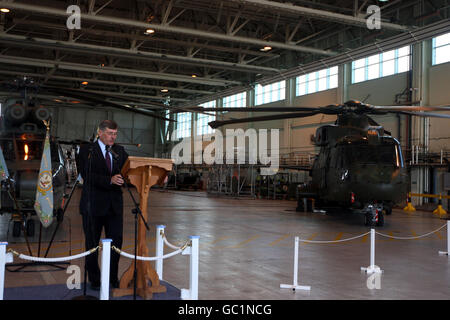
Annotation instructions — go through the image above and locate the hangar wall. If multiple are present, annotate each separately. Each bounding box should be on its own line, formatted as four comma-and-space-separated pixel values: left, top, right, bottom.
52, 106, 156, 157
429, 61, 450, 151
168, 48, 450, 162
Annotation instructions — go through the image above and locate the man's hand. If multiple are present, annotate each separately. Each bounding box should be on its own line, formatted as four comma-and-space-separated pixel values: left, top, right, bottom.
111, 174, 124, 186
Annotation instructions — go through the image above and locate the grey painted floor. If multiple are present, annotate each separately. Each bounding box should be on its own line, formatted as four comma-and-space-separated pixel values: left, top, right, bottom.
2, 188, 450, 300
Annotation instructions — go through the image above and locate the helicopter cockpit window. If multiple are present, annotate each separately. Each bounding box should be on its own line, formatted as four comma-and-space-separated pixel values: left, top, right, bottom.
343, 143, 398, 166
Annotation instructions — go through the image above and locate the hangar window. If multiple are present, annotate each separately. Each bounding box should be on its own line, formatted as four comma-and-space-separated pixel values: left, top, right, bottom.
255, 80, 286, 105
296, 66, 338, 96
351, 46, 411, 84
433, 32, 450, 65
223, 92, 246, 109
197, 100, 216, 136
175, 112, 192, 139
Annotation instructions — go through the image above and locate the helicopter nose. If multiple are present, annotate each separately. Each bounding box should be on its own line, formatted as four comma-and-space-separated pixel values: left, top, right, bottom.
356, 166, 395, 184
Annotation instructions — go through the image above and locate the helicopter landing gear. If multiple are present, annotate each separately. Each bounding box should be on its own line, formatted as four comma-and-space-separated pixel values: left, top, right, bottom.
296, 197, 314, 212
26, 219, 35, 237
12, 218, 35, 237
364, 204, 384, 227
56, 208, 64, 223
12, 220, 22, 237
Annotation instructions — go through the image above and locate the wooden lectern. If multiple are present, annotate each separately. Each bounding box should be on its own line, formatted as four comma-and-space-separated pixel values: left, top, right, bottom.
113, 156, 173, 300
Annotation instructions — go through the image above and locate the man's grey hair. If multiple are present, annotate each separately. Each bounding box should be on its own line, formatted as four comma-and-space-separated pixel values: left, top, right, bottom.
98, 120, 118, 131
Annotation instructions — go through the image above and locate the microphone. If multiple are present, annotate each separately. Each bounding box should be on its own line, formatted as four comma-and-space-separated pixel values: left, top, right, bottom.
105, 145, 119, 160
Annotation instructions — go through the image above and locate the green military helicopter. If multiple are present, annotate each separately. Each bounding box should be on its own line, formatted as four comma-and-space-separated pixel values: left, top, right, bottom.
192, 100, 450, 226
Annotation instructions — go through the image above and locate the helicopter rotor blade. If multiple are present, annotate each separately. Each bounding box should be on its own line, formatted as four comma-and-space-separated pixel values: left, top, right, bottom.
188, 104, 342, 113
209, 111, 322, 129
64, 88, 216, 116
44, 86, 175, 122
51, 87, 216, 117
373, 105, 450, 112
188, 106, 323, 113
395, 111, 450, 119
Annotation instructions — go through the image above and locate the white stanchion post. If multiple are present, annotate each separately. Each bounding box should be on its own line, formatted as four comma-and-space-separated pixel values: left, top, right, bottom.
156, 225, 165, 279
0, 242, 7, 300
361, 229, 382, 274
439, 221, 450, 256
189, 236, 200, 300
100, 239, 112, 300
280, 237, 311, 291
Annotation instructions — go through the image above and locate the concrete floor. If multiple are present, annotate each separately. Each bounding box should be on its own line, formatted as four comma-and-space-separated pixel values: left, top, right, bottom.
2, 187, 450, 300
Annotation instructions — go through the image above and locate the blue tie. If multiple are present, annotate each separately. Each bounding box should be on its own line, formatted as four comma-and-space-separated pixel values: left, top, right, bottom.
105, 148, 112, 174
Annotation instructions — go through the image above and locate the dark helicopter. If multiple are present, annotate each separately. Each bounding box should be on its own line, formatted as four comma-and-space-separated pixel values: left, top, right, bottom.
0, 98, 67, 237
190, 100, 450, 226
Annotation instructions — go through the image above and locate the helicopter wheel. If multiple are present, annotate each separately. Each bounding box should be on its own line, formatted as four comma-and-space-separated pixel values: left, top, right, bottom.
56, 208, 64, 223
364, 213, 370, 226
12, 221, 22, 237
376, 212, 385, 227
296, 198, 305, 212
26, 219, 35, 237
306, 199, 313, 212
364, 213, 376, 227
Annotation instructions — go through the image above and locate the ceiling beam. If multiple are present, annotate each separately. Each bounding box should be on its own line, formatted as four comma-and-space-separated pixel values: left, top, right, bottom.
0, 2, 336, 56
11, 18, 280, 58
0, 54, 240, 86
0, 33, 280, 74
0, 70, 213, 95
228, 0, 410, 32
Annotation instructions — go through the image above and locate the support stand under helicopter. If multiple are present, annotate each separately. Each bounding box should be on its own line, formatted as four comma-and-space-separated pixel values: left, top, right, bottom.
296, 189, 390, 227
4, 177, 79, 272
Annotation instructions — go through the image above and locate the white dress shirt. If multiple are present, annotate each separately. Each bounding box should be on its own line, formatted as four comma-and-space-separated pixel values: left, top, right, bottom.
97, 139, 113, 171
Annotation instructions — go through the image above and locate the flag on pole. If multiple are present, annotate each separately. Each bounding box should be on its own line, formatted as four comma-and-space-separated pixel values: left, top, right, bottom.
34, 121, 54, 228
0, 145, 9, 209
0, 146, 9, 182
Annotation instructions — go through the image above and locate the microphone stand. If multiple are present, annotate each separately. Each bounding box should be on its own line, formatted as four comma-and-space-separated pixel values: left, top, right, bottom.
72, 143, 98, 300
111, 150, 149, 301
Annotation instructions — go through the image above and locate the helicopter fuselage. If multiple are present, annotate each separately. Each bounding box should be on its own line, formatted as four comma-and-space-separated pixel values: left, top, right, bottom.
309, 117, 409, 216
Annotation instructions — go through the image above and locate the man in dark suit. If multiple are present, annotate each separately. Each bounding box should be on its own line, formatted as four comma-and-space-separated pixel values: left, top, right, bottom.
78, 120, 129, 290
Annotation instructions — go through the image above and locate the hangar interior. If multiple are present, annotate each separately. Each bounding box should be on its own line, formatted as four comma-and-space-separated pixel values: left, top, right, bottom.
0, 0, 450, 300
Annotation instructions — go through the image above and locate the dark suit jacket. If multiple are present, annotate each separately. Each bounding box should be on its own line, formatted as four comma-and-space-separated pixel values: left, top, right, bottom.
78, 141, 129, 216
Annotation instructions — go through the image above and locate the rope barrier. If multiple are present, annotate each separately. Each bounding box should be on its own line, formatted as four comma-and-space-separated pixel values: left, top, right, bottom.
376, 223, 447, 240
161, 230, 188, 250
111, 244, 189, 262
295, 223, 447, 244
7, 246, 100, 263
298, 232, 371, 244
